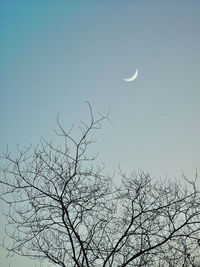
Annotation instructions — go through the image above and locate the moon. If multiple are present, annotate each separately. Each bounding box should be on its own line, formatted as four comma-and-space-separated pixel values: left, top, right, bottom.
123, 69, 138, 82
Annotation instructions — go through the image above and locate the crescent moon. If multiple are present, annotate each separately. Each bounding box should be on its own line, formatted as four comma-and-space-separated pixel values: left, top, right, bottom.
123, 69, 138, 82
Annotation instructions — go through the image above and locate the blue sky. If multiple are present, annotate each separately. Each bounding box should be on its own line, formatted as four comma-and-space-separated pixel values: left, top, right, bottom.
1, 1, 200, 266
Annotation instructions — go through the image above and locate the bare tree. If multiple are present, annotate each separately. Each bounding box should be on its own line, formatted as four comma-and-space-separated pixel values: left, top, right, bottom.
1, 104, 200, 267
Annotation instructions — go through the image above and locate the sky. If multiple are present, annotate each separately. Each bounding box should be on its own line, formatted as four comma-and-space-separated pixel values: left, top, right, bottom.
0, 1, 200, 266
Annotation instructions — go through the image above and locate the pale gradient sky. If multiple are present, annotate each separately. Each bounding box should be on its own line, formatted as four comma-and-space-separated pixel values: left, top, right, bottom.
1, 1, 200, 266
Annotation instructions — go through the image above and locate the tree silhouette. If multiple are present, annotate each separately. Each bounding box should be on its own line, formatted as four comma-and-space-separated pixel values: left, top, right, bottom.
1, 104, 200, 266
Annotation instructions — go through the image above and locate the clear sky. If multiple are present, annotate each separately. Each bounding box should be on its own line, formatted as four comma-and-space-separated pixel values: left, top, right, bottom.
1, 1, 200, 266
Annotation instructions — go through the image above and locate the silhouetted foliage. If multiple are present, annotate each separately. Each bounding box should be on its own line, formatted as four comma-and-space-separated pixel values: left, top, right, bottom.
1, 104, 200, 266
